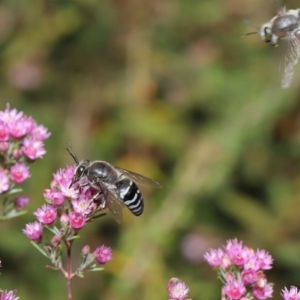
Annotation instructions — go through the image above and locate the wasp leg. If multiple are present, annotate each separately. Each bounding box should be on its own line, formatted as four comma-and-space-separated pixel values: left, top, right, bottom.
92, 183, 106, 209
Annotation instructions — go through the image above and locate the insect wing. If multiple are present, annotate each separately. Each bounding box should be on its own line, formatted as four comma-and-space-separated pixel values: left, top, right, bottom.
281, 31, 300, 88
115, 167, 162, 188
97, 180, 124, 223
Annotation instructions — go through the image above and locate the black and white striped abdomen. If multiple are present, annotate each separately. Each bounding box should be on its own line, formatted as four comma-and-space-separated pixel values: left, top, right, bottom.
116, 178, 144, 216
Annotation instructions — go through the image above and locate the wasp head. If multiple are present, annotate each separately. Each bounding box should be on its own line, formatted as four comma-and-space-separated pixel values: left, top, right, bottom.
71, 160, 90, 186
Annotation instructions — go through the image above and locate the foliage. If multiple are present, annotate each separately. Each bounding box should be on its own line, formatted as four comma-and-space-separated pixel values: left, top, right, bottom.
0, 0, 300, 299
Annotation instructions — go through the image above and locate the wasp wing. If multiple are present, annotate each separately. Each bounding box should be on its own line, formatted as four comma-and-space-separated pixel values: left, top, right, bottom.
114, 167, 162, 188
96, 180, 125, 224
281, 31, 300, 88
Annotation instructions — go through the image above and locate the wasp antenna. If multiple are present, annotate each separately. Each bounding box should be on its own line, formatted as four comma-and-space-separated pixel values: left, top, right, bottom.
66, 141, 79, 165
242, 31, 258, 37
243, 19, 260, 31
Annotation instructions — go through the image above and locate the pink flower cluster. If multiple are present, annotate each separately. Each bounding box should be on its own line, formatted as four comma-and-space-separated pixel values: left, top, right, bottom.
204, 238, 273, 300
23, 165, 112, 265
0, 104, 50, 194
166, 278, 191, 300
0, 290, 19, 300
282, 286, 300, 300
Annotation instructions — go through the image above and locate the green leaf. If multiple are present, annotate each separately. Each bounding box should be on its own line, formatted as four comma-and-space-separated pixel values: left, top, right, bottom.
88, 267, 104, 272
30, 242, 49, 258
45, 226, 61, 236
7, 188, 23, 195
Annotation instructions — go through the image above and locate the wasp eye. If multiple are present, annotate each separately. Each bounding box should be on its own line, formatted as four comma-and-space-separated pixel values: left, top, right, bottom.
264, 27, 271, 35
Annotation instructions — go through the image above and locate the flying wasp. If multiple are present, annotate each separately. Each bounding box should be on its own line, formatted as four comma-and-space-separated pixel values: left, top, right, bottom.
67, 144, 162, 223
246, 6, 300, 88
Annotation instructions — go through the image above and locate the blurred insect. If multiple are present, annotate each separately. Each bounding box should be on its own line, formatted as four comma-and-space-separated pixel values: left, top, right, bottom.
67, 143, 162, 223
245, 6, 300, 88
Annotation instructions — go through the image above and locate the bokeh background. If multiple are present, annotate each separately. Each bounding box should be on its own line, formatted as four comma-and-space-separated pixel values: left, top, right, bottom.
1, 0, 300, 299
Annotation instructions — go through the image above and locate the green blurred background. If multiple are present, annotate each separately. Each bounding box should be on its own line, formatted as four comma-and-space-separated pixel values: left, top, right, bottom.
1, 0, 300, 299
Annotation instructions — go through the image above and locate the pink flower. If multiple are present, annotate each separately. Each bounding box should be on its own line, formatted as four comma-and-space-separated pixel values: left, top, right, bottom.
94, 245, 113, 264
60, 213, 69, 224
8, 118, 28, 138
0, 170, 9, 193
253, 283, 273, 299
225, 238, 250, 266
0, 142, 9, 152
72, 195, 93, 215
23, 221, 43, 242
10, 163, 30, 183
204, 248, 225, 267
221, 253, 232, 269
31, 125, 51, 140
0, 105, 23, 124
244, 255, 260, 271
0, 290, 19, 300
22, 137, 46, 160
43, 189, 65, 206
224, 272, 236, 282
255, 249, 273, 270
82, 245, 90, 255
256, 271, 267, 288
14, 196, 29, 210
21, 116, 36, 133
0, 122, 9, 141
166, 278, 189, 300
12, 148, 23, 159
224, 279, 246, 300
69, 211, 86, 230
34, 204, 57, 225
52, 166, 78, 199
241, 269, 258, 285
282, 286, 300, 300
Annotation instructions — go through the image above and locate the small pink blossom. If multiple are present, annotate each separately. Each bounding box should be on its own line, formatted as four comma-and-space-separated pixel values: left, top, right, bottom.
60, 213, 69, 224
0, 123, 9, 141
0, 105, 23, 124
34, 204, 57, 225
224, 272, 236, 282
82, 245, 90, 255
8, 118, 28, 138
69, 211, 86, 230
14, 196, 29, 210
0, 142, 9, 152
204, 248, 225, 267
72, 195, 93, 215
0, 170, 9, 193
225, 239, 250, 266
224, 279, 246, 300
221, 253, 232, 269
22, 116, 36, 133
0, 290, 19, 300
10, 163, 30, 183
43, 189, 65, 206
281, 286, 300, 300
52, 166, 78, 198
23, 221, 43, 242
22, 137, 46, 159
166, 278, 189, 300
241, 269, 257, 285
12, 148, 23, 159
257, 271, 267, 288
31, 125, 51, 140
255, 249, 273, 270
253, 283, 273, 299
94, 245, 113, 264
244, 255, 260, 271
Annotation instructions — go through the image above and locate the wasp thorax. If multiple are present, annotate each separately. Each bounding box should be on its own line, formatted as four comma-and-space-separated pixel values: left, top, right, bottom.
272, 14, 299, 37
88, 161, 118, 183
